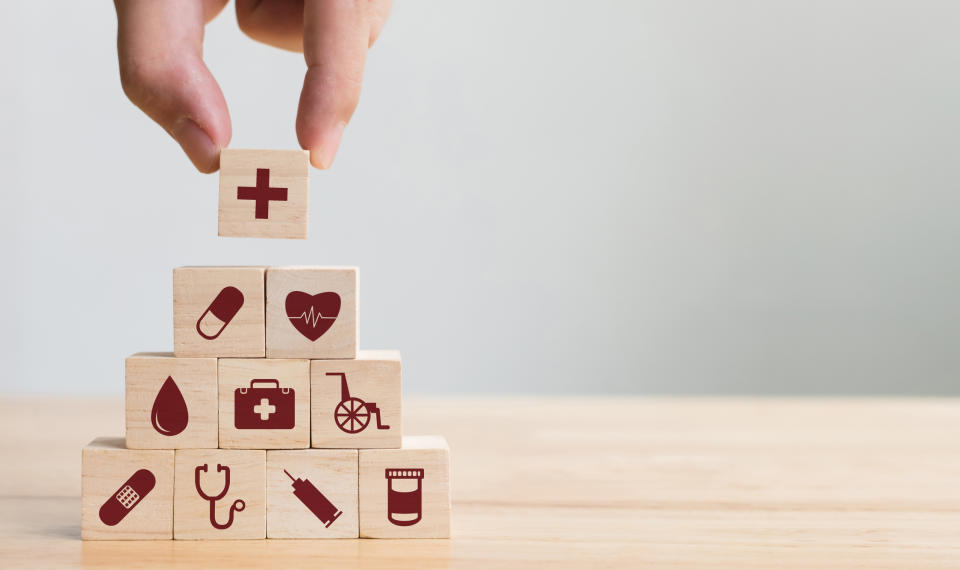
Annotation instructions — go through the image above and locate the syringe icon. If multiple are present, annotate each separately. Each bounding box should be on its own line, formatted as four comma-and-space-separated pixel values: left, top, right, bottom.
284, 469, 343, 528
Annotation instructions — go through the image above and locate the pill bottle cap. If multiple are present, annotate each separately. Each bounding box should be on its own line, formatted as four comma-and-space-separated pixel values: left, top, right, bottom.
385, 468, 424, 480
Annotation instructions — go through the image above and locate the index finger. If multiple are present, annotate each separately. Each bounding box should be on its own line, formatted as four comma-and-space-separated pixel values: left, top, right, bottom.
296, 0, 372, 169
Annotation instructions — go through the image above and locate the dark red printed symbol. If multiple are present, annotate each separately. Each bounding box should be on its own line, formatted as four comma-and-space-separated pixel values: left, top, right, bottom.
283, 469, 342, 528
99, 469, 155, 526
286, 292, 340, 341
195, 463, 245, 530
234, 379, 295, 429
329, 372, 390, 434
237, 168, 287, 219
196, 286, 244, 340
151, 376, 188, 436
385, 468, 423, 527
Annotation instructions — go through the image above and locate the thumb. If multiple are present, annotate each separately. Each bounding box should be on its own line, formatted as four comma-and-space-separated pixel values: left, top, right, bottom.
116, 0, 231, 173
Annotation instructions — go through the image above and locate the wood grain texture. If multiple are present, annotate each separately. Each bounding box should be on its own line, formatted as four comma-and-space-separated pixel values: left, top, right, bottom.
174, 449, 266, 540
125, 353, 218, 449
173, 267, 266, 358
4, 397, 960, 567
311, 350, 402, 449
265, 267, 358, 359
218, 149, 309, 239
359, 436, 450, 538
81, 438, 174, 540
266, 450, 359, 538
218, 359, 311, 449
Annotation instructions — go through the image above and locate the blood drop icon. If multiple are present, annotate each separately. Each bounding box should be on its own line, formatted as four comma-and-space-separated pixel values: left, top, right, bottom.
151, 376, 188, 436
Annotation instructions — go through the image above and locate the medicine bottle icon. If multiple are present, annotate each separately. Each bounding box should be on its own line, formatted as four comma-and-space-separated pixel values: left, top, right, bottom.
385, 468, 424, 526
196, 286, 244, 340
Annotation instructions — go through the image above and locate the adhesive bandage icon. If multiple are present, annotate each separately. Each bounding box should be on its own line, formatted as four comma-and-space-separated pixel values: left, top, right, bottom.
99, 469, 156, 526
196, 286, 244, 340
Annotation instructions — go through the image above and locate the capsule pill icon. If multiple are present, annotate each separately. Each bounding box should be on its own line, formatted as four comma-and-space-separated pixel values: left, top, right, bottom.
196, 286, 244, 340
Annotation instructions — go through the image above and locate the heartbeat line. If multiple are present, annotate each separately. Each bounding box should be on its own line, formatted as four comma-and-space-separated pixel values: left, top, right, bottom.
289, 307, 337, 328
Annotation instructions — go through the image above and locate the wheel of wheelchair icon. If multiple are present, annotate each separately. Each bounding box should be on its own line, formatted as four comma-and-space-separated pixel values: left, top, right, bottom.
335, 398, 371, 433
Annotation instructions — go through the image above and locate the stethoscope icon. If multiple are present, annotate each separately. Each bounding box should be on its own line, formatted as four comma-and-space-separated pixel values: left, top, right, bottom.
195, 463, 245, 530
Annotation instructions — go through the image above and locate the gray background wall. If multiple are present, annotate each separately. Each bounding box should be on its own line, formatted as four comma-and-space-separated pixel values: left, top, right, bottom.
2, 1, 958, 395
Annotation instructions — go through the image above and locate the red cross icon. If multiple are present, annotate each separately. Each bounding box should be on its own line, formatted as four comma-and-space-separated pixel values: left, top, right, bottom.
237, 168, 288, 219
253, 398, 276, 420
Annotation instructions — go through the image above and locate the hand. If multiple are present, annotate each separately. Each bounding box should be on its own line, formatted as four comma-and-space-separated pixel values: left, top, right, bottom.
114, 0, 391, 173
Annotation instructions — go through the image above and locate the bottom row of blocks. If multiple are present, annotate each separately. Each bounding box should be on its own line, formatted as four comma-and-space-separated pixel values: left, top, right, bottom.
81, 436, 450, 540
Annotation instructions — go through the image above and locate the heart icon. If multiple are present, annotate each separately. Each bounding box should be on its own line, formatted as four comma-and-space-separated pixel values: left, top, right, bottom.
285, 291, 341, 341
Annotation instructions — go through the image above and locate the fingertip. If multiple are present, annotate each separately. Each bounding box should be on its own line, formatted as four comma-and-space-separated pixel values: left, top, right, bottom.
171, 117, 222, 173
310, 152, 331, 170
304, 121, 345, 170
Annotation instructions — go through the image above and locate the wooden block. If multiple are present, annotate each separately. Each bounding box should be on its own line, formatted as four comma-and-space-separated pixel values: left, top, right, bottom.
265, 266, 358, 359
266, 450, 359, 538
311, 350, 402, 449
173, 266, 266, 358
218, 358, 311, 449
81, 437, 174, 540
174, 449, 266, 539
125, 353, 218, 449
359, 436, 451, 538
218, 149, 309, 239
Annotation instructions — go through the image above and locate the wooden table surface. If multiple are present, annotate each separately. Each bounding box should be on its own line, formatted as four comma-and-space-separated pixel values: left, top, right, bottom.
1, 396, 958, 568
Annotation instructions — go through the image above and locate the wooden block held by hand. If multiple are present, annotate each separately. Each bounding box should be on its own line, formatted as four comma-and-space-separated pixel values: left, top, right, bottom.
219, 149, 309, 239
266, 450, 359, 538
219, 358, 311, 449
174, 449, 266, 540
311, 350, 402, 449
81, 437, 174, 540
265, 266, 358, 359
359, 436, 451, 538
125, 353, 218, 449
173, 266, 266, 358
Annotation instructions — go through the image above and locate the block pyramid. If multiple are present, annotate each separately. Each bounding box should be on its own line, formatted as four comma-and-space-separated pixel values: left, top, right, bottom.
80, 151, 451, 540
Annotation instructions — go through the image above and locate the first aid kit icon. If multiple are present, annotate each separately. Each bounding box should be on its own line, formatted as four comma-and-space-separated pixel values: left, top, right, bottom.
234, 379, 295, 430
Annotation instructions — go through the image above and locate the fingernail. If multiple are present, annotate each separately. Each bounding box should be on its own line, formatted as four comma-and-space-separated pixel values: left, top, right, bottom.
310, 121, 346, 169
171, 117, 220, 173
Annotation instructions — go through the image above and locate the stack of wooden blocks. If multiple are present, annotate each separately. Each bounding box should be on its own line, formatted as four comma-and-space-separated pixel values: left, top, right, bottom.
80, 150, 451, 540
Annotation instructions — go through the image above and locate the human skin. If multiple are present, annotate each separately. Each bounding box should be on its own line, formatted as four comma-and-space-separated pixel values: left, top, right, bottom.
114, 0, 392, 172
